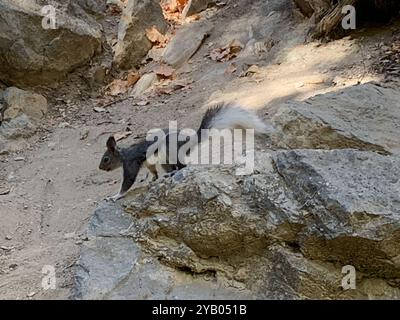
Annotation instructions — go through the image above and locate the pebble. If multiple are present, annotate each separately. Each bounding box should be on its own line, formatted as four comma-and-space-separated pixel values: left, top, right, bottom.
63, 232, 76, 240
93, 107, 106, 113
0, 186, 10, 195
47, 142, 57, 150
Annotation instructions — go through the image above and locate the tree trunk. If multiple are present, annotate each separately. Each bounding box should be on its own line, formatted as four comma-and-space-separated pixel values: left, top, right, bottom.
294, 0, 400, 39
293, 0, 332, 18
312, 0, 358, 39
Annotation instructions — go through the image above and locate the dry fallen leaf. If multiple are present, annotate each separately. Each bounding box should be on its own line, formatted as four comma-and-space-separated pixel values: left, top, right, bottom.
146, 26, 166, 44
209, 48, 229, 61
172, 0, 188, 11
106, 72, 140, 96
155, 79, 192, 95
136, 100, 150, 106
127, 72, 140, 86
185, 13, 201, 22
155, 84, 184, 95
107, 79, 128, 96
240, 64, 261, 77
162, 0, 190, 22
163, 0, 178, 12
229, 39, 244, 53
153, 64, 175, 78
247, 65, 260, 73
209, 39, 244, 62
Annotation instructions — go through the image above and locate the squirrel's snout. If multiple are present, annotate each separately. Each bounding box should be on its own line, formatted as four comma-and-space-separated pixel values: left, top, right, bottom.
99, 165, 111, 172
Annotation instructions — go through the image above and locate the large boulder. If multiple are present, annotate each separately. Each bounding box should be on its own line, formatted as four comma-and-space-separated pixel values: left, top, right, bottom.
275, 150, 400, 278
73, 82, 400, 299
0, 0, 102, 87
0, 86, 46, 154
113, 0, 168, 69
3, 87, 48, 121
74, 202, 249, 299
74, 148, 400, 299
270, 83, 400, 155
162, 21, 213, 68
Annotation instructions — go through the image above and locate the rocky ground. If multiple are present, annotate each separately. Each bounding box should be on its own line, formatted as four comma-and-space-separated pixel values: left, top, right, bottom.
0, 0, 399, 299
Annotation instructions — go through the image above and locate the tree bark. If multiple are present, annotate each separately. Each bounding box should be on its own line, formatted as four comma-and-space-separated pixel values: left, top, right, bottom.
312, 0, 358, 39
293, 0, 331, 18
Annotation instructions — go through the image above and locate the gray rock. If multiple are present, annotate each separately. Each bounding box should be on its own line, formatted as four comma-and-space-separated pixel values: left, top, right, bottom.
87, 201, 134, 238
3, 87, 47, 121
0, 115, 36, 139
74, 0, 106, 16
114, 0, 167, 69
271, 83, 400, 155
73, 201, 251, 299
275, 149, 400, 278
182, 0, 215, 17
0, 114, 36, 154
129, 72, 157, 98
163, 21, 213, 68
0, 0, 102, 87
74, 148, 400, 299
74, 235, 141, 299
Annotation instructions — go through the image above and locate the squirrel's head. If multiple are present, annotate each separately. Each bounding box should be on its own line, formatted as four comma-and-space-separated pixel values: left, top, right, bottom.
99, 136, 122, 172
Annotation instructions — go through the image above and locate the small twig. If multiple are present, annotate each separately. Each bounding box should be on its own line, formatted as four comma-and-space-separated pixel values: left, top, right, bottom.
93, 130, 121, 142
93, 131, 146, 142
97, 96, 134, 109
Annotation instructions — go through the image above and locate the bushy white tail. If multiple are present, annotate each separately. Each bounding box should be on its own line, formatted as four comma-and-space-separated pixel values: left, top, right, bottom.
200, 103, 275, 135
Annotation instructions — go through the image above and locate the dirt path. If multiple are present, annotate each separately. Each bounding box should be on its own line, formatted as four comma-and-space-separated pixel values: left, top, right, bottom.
0, 1, 397, 299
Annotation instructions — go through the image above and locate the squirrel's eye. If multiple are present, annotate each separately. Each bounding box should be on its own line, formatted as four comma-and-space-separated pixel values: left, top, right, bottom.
103, 156, 110, 163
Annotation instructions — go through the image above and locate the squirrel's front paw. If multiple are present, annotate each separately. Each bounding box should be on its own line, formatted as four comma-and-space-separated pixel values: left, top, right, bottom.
106, 193, 124, 202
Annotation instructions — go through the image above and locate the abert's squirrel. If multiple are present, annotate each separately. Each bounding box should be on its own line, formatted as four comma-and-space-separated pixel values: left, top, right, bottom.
99, 103, 274, 201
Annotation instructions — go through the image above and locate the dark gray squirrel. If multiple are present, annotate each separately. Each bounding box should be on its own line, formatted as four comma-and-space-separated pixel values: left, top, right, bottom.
99, 103, 275, 201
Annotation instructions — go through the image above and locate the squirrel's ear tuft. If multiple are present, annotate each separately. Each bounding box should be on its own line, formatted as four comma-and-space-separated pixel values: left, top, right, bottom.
106, 136, 117, 153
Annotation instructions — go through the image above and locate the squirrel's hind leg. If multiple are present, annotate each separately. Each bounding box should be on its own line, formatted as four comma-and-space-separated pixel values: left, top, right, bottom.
144, 163, 158, 180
